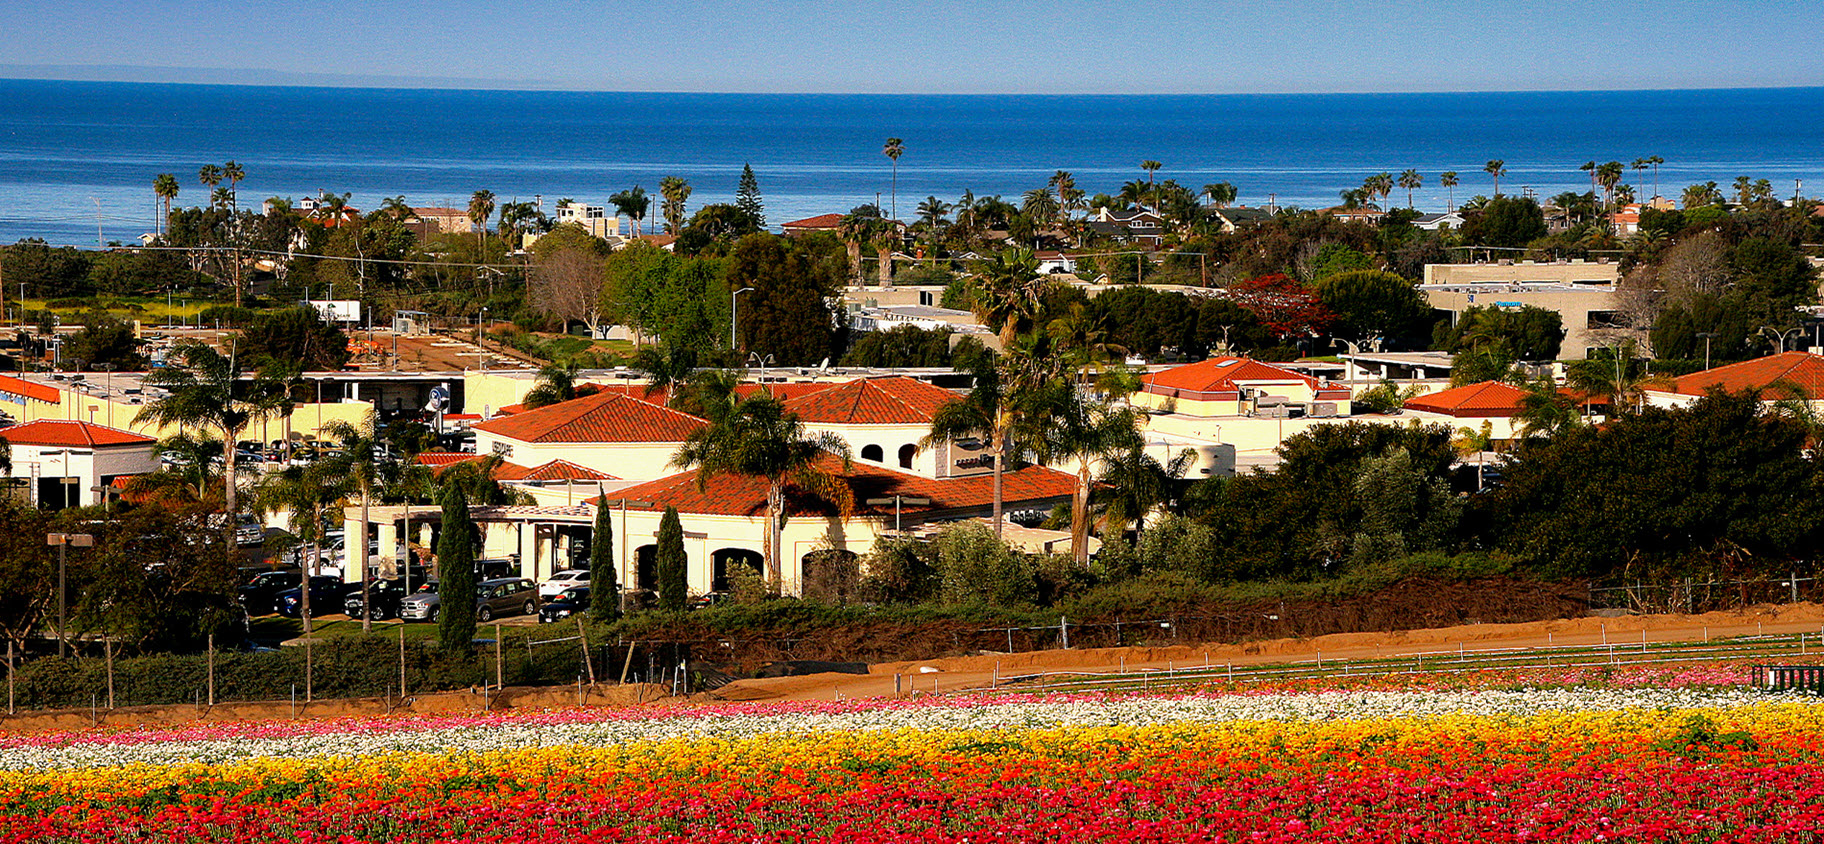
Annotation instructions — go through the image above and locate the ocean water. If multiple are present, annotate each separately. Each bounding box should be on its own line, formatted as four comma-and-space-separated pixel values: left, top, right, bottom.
1, 80, 1822, 247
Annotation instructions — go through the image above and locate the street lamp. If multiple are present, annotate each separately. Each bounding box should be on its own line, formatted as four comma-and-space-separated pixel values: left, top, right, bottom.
866, 495, 931, 534
730, 287, 755, 352
1695, 332, 1719, 370
45, 533, 93, 657
1760, 326, 1804, 355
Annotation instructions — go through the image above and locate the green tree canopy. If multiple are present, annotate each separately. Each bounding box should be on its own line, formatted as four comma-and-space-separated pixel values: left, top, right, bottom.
1312, 269, 1433, 346
724, 233, 845, 366
436, 483, 478, 654
236, 307, 351, 372
1463, 197, 1547, 248
655, 506, 687, 611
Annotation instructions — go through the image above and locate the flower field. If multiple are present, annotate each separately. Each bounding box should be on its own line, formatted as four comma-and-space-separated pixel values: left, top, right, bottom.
3, 665, 1823, 842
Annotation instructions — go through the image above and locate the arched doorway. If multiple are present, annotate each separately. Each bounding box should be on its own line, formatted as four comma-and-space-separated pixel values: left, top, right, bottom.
860, 444, 884, 462
801, 548, 861, 601
897, 443, 918, 468
712, 548, 764, 593
635, 544, 658, 592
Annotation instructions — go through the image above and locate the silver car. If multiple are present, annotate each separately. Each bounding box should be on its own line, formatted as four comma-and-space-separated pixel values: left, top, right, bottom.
399, 577, 540, 623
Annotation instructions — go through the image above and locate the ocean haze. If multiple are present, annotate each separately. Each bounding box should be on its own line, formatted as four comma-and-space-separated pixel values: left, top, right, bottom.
1, 79, 1822, 246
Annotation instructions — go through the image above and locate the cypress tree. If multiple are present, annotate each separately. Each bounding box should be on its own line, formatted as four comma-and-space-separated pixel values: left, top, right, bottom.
735, 164, 765, 230
588, 495, 620, 622
655, 506, 687, 611
436, 484, 478, 654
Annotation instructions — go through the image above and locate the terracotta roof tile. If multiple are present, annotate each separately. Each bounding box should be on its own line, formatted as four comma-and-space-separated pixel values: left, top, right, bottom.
781, 213, 845, 229
471, 391, 704, 444
506, 459, 618, 482
1403, 381, 1530, 417
1142, 356, 1323, 397
0, 374, 60, 404
1661, 352, 1824, 400
781, 377, 958, 425
0, 420, 155, 447
598, 454, 1077, 518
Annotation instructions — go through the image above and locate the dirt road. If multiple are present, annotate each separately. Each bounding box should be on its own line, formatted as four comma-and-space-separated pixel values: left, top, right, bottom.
710, 602, 1824, 702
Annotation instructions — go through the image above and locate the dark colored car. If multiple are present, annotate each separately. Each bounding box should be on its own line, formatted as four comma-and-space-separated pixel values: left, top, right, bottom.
539, 586, 591, 623
343, 578, 413, 620
239, 569, 303, 615
275, 576, 359, 619
401, 577, 539, 623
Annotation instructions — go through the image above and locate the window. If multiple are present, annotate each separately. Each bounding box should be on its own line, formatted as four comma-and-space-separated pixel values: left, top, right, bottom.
898, 443, 918, 469
860, 444, 884, 462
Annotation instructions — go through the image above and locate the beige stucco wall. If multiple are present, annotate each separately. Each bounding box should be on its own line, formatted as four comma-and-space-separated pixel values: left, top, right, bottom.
1423, 261, 1620, 286
23, 389, 373, 445
469, 434, 685, 483
463, 371, 539, 416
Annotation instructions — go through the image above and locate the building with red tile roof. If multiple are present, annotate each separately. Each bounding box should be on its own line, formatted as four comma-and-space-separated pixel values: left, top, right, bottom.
1403, 381, 1531, 417
0, 421, 158, 509
780, 213, 846, 235
470, 391, 706, 482
1136, 356, 1353, 418
1649, 352, 1824, 403
780, 377, 978, 478
0, 374, 60, 408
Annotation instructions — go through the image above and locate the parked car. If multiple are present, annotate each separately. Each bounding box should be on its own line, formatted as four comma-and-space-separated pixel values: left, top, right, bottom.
538, 587, 590, 623
274, 576, 359, 619
344, 578, 413, 620
236, 514, 265, 547
476, 558, 516, 580
399, 577, 540, 623
239, 569, 303, 615
539, 569, 591, 598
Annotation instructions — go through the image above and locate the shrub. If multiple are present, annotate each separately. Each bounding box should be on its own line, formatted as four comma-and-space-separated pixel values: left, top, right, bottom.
934, 522, 1035, 607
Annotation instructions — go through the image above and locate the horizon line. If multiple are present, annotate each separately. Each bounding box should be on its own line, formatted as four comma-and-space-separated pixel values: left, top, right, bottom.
1, 66, 1820, 99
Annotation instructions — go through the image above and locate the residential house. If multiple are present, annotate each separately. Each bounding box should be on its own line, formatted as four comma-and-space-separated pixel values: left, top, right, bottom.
410, 207, 473, 239
1411, 211, 1466, 231
1642, 352, 1824, 411
1207, 206, 1275, 233
1135, 356, 1354, 419
554, 201, 613, 238
781, 213, 846, 236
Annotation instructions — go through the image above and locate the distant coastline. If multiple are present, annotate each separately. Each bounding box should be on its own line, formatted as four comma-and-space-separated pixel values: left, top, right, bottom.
2, 79, 1821, 246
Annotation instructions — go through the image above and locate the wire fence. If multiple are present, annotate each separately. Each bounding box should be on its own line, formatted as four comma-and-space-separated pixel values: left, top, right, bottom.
1589, 575, 1820, 615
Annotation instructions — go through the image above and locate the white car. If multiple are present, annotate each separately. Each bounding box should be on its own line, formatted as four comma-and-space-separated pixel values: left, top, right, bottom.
539, 569, 591, 598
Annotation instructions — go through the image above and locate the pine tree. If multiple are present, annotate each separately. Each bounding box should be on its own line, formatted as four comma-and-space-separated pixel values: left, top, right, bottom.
656, 506, 687, 611
589, 495, 619, 622
736, 164, 765, 230
437, 484, 478, 654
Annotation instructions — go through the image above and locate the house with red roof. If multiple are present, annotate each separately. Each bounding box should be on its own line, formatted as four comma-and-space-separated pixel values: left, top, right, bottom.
0, 420, 157, 509
780, 376, 980, 478
1136, 356, 1354, 419
780, 213, 846, 236
1643, 352, 1824, 410
469, 391, 706, 482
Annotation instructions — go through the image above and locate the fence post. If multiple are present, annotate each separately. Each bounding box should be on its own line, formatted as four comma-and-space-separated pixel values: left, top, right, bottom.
398, 625, 407, 703
619, 642, 636, 685
1060, 616, 1069, 650
576, 617, 597, 688
206, 632, 215, 708
495, 623, 504, 693
1793, 572, 1799, 604
5, 641, 12, 715
305, 637, 314, 702
105, 638, 114, 710
894, 673, 902, 697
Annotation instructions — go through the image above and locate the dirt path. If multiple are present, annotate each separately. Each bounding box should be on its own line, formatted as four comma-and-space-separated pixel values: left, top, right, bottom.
710, 603, 1824, 702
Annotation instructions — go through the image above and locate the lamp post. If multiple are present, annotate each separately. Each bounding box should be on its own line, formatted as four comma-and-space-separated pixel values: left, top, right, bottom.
730, 287, 754, 352
1695, 332, 1718, 370
600, 498, 654, 613
866, 496, 931, 534
1760, 326, 1804, 355
46, 533, 93, 657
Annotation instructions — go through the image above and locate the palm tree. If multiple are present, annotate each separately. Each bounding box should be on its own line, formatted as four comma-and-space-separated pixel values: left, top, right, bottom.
1093, 441, 1193, 537
1515, 374, 1582, 439
152, 174, 180, 238
1595, 161, 1625, 208
468, 190, 496, 253
659, 176, 692, 234
123, 433, 228, 510
1020, 188, 1059, 226
1484, 160, 1506, 197
671, 396, 853, 593
1568, 338, 1645, 413
1646, 155, 1665, 201
522, 362, 583, 410
1016, 380, 1142, 563
838, 211, 874, 283
1202, 182, 1238, 208
968, 248, 1046, 349
882, 137, 905, 221
221, 160, 244, 212
1451, 420, 1495, 491
1439, 172, 1459, 212
1140, 160, 1163, 211
135, 342, 289, 520
198, 164, 223, 194
1580, 160, 1598, 197
924, 355, 1008, 535
319, 416, 383, 631
868, 218, 899, 288
380, 195, 413, 220
1630, 158, 1650, 202
1398, 169, 1422, 209
255, 457, 352, 635
609, 186, 650, 237
915, 196, 951, 263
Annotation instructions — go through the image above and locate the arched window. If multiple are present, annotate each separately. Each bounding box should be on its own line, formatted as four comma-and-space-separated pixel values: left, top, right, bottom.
898, 443, 918, 469
860, 444, 884, 462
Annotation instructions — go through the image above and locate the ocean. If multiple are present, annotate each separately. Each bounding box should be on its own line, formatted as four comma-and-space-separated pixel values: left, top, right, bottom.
1, 79, 1822, 247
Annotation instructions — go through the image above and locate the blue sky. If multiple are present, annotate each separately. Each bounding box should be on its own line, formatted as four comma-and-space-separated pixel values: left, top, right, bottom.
3, 0, 1821, 94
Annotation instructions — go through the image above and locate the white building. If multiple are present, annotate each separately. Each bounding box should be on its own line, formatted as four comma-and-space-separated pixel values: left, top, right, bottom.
0, 420, 158, 509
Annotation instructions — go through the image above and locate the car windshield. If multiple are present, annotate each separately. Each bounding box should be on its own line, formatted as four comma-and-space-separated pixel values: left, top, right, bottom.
559, 588, 585, 602
416, 583, 439, 594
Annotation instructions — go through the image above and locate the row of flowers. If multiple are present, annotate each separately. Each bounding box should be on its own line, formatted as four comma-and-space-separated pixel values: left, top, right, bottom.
0, 683, 1792, 771
3, 702, 1822, 841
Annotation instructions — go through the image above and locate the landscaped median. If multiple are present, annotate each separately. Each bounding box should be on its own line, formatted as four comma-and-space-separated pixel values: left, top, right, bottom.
2, 667, 1821, 841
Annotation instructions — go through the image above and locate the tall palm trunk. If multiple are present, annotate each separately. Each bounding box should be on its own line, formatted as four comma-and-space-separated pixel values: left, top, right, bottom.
876, 246, 892, 287
302, 502, 318, 636
846, 241, 862, 283
358, 477, 371, 633
990, 427, 1004, 537
765, 481, 785, 593
1072, 462, 1091, 564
